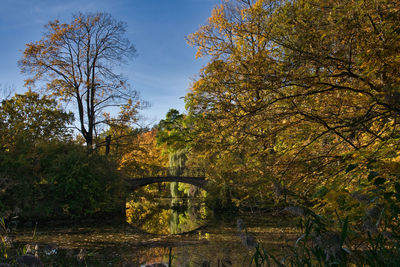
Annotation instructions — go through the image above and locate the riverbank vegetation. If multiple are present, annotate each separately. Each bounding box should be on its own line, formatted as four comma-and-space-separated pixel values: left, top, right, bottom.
1, 0, 400, 265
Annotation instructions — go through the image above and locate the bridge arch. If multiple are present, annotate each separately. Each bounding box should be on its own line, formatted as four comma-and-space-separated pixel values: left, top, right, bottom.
125, 167, 207, 190
126, 176, 207, 190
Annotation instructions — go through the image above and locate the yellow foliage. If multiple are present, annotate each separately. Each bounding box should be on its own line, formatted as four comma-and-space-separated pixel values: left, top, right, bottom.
118, 129, 168, 177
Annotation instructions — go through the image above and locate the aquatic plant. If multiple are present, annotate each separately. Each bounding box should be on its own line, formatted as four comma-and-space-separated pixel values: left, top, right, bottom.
244, 199, 400, 267
16, 245, 42, 267
237, 219, 281, 266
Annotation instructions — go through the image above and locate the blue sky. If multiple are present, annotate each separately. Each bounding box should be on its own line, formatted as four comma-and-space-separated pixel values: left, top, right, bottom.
0, 0, 220, 125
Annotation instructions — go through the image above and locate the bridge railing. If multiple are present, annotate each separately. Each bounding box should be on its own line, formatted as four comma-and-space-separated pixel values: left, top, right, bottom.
133, 167, 205, 178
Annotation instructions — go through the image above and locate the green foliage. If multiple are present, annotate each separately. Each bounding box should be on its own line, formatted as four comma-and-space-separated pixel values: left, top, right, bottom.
0, 91, 123, 219
157, 109, 192, 152
39, 142, 125, 217
205, 181, 237, 212
250, 244, 278, 267
0, 141, 125, 219
0, 90, 73, 150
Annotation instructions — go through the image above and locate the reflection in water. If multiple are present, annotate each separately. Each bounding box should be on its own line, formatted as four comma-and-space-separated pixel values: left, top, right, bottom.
126, 182, 209, 234
14, 213, 297, 266
10, 182, 297, 266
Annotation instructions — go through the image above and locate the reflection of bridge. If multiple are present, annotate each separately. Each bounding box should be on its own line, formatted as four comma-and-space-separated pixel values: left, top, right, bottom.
126, 167, 207, 190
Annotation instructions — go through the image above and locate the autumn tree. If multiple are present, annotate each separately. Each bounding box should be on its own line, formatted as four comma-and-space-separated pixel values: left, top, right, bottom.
183, 0, 400, 259
186, 0, 400, 199
119, 128, 168, 177
19, 12, 140, 151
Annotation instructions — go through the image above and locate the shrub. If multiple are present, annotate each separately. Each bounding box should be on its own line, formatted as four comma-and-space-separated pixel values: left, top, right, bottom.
0, 141, 126, 220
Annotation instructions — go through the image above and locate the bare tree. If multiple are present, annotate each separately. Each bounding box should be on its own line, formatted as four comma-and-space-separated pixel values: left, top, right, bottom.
0, 84, 12, 101
19, 12, 140, 151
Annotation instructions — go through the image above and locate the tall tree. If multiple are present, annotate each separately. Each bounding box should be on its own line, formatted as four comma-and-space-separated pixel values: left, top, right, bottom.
157, 109, 192, 151
19, 12, 139, 151
186, 0, 400, 197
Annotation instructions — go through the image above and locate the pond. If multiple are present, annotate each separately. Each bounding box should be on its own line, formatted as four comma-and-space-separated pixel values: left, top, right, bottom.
9, 183, 298, 266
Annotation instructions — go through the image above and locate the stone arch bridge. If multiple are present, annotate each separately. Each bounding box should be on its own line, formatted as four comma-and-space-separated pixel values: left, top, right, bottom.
125, 167, 207, 190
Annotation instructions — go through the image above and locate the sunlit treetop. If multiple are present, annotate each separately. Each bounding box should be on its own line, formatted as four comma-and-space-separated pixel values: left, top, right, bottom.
0, 90, 74, 150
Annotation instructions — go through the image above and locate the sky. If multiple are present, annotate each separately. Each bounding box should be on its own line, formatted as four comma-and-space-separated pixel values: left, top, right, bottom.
0, 0, 221, 125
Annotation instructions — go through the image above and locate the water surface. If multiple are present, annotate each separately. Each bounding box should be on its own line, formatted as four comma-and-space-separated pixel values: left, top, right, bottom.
13, 183, 297, 266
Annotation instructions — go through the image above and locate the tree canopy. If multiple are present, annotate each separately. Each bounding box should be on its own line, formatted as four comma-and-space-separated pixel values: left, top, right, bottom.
19, 12, 140, 151
0, 90, 73, 150
186, 0, 400, 198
